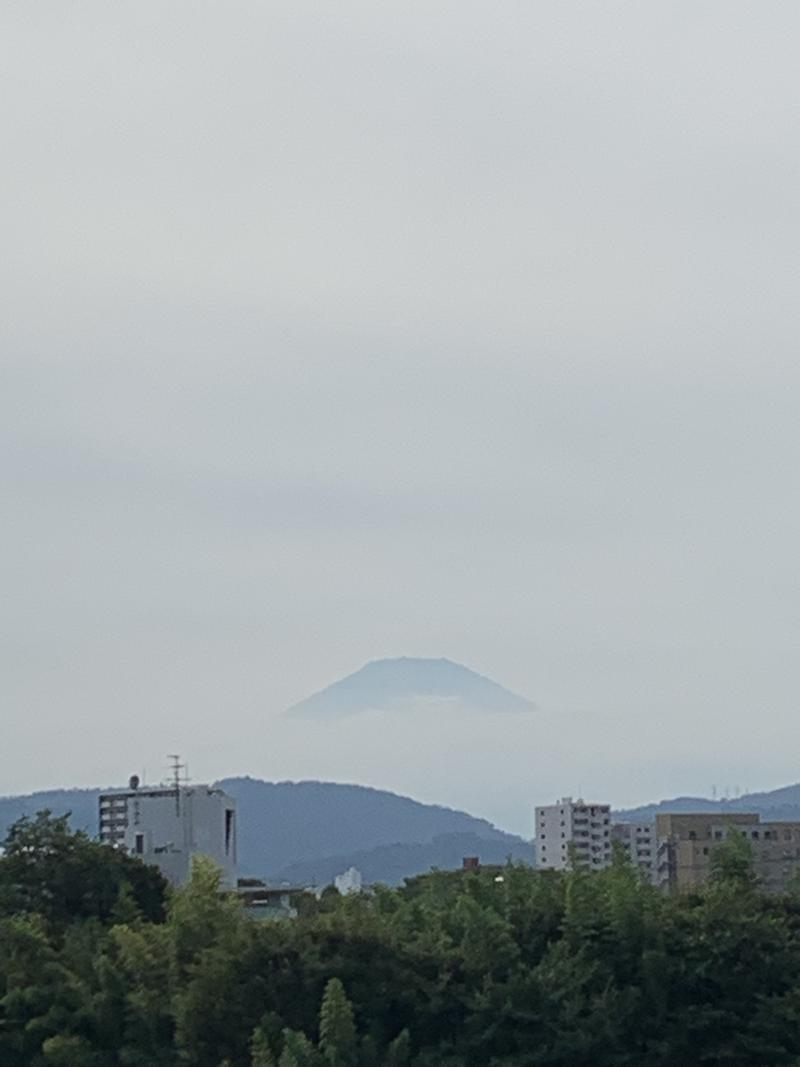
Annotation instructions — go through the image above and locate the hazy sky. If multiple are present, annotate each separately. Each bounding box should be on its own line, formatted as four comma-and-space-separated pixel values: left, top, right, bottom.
4, 3, 800, 834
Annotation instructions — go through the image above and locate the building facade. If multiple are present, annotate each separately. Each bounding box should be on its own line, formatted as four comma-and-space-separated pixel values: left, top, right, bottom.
99, 777, 238, 888
611, 821, 657, 883
655, 812, 800, 893
535, 797, 612, 871
333, 866, 363, 895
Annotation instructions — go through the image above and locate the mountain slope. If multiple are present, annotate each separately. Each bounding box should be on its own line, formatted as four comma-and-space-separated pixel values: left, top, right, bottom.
0, 788, 100, 837
287, 657, 534, 717
617, 782, 800, 824
272, 831, 532, 887
0, 777, 526, 882
217, 777, 524, 875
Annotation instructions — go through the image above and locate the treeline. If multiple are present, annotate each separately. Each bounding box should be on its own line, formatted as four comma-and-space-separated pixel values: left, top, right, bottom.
3, 814, 800, 1065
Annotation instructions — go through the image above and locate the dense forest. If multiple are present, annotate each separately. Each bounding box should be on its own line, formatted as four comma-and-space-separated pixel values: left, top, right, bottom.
3, 813, 800, 1065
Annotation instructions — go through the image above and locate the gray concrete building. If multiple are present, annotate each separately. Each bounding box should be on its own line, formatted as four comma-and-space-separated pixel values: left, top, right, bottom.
99, 776, 238, 889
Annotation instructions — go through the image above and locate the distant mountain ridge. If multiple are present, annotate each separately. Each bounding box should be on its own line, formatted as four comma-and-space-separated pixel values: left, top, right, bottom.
0, 777, 528, 884
220, 777, 528, 877
272, 832, 530, 887
287, 657, 534, 717
616, 782, 800, 824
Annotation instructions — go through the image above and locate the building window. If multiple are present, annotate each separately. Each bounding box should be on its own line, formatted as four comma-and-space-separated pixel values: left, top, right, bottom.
134, 833, 144, 855
225, 809, 235, 855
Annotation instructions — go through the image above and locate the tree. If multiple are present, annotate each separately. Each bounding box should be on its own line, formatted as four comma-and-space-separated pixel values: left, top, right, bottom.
710, 830, 757, 890
318, 978, 357, 1067
170, 857, 252, 1066
251, 1026, 276, 1066
279, 1029, 320, 1067
385, 1029, 411, 1066
40, 1034, 97, 1066
0, 811, 166, 928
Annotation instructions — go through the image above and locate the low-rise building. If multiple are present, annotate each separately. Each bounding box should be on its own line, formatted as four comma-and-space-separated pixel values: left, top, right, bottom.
237, 879, 298, 920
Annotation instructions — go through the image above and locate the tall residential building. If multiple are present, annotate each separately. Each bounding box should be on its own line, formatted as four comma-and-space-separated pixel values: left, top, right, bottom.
611, 821, 657, 883
655, 812, 800, 893
99, 776, 238, 889
535, 797, 612, 871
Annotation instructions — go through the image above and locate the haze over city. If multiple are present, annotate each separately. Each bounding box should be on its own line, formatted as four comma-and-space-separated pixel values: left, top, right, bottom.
4, 3, 800, 835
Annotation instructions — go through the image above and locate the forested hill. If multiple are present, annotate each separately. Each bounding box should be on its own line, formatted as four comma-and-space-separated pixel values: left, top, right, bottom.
617, 781, 800, 823
222, 777, 527, 877
0, 788, 99, 838
0, 777, 528, 881
271, 831, 531, 887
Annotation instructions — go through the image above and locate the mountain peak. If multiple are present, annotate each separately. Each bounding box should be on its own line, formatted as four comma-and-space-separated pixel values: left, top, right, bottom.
287, 657, 534, 717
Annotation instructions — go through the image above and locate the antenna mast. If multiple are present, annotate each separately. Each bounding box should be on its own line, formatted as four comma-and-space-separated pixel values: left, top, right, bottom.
168, 754, 186, 815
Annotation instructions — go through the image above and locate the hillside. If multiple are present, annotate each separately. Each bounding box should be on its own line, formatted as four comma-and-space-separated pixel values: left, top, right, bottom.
287, 657, 534, 716
0, 777, 527, 883
272, 831, 531, 887
616, 782, 800, 824
217, 777, 525, 876
0, 788, 100, 837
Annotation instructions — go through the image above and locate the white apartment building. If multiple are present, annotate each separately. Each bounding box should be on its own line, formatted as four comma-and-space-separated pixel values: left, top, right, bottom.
333, 866, 363, 895
535, 797, 612, 871
611, 821, 657, 883
99, 776, 238, 889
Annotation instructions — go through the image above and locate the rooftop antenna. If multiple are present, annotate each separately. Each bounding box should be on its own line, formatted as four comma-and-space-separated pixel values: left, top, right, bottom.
168, 754, 187, 816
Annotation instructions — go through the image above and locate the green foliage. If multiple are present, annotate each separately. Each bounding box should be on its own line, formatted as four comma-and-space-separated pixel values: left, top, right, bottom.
279, 1029, 320, 1066
710, 828, 758, 889
385, 1028, 411, 1066
5, 818, 800, 1066
318, 978, 357, 1067
250, 1026, 276, 1066
0, 811, 167, 929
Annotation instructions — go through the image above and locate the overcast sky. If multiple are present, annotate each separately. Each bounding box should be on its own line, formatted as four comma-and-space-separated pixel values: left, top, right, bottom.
3, 3, 800, 834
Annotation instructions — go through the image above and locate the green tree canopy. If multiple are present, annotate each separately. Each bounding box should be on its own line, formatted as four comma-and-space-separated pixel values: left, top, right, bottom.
0, 811, 166, 929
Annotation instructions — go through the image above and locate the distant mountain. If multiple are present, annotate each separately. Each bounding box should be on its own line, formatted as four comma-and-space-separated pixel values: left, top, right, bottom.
217, 777, 526, 877
0, 777, 528, 884
272, 831, 532, 888
616, 782, 800, 824
287, 657, 534, 717
0, 788, 100, 837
